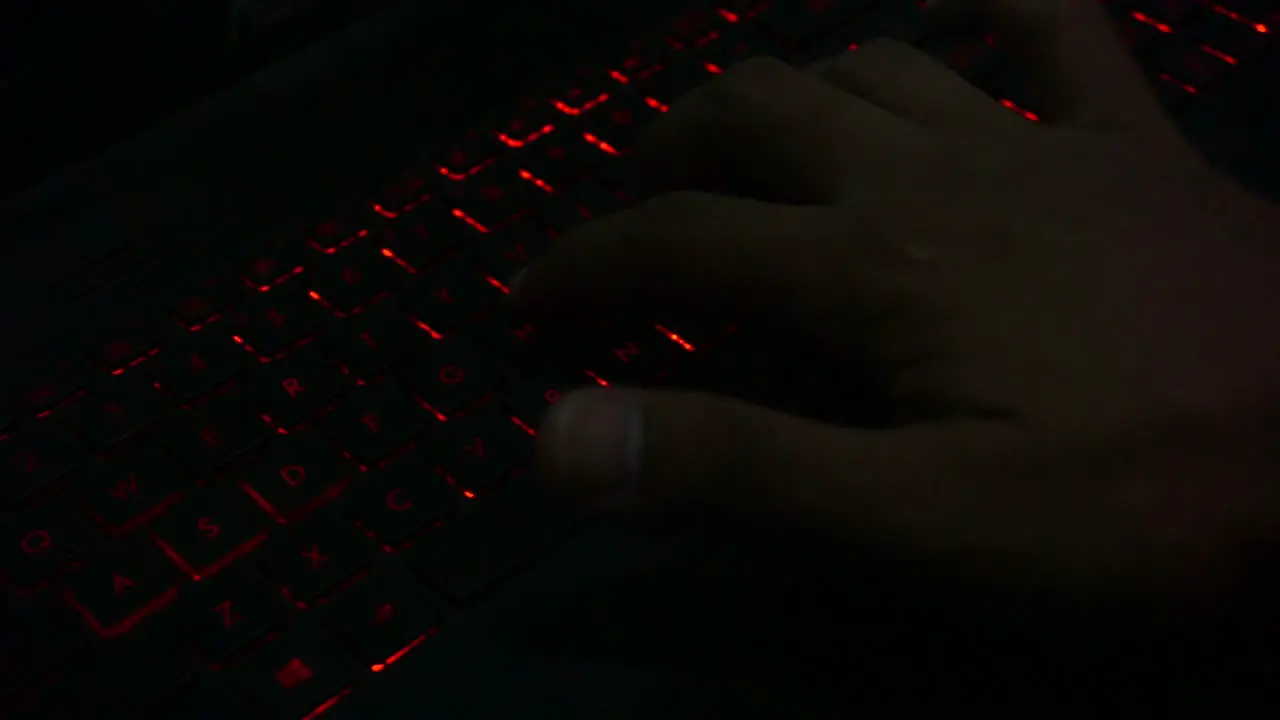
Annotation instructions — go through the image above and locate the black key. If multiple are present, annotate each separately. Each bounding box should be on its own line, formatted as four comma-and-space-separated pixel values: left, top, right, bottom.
174, 273, 240, 328
550, 74, 615, 116
515, 126, 604, 187
501, 374, 575, 429
152, 486, 269, 580
539, 183, 626, 233
307, 243, 398, 315
260, 513, 371, 606
0, 424, 81, 500
227, 283, 326, 358
448, 161, 545, 230
1128, 0, 1197, 23
235, 626, 361, 720
60, 631, 197, 716
91, 311, 166, 372
1151, 36, 1235, 88
255, 347, 346, 429
407, 470, 587, 602
471, 312, 568, 374
1185, 5, 1272, 61
428, 405, 534, 494
148, 327, 247, 401
381, 202, 474, 272
582, 327, 681, 385
756, 0, 875, 41
72, 372, 167, 450
309, 210, 372, 255
16, 357, 91, 414
465, 222, 551, 286
180, 565, 287, 662
76, 448, 189, 533
579, 90, 664, 153
669, 5, 726, 47
1112, 9, 1163, 54
241, 434, 358, 522
700, 24, 787, 68
62, 539, 181, 638
166, 394, 268, 473
2, 500, 93, 585
432, 128, 501, 180
243, 233, 308, 291
0, 600, 85, 697
496, 96, 560, 147
324, 566, 438, 669
401, 267, 495, 334
323, 382, 432, 463
371, 167, 434, 218
342, 454, 457, 546
406, 340, 502, 417
326, 301, 427, 381
639, 52, 716, 103
848, 0, 929, 44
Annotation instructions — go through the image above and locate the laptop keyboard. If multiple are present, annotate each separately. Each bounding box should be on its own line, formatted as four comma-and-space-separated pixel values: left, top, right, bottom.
1, 1, 1272, 717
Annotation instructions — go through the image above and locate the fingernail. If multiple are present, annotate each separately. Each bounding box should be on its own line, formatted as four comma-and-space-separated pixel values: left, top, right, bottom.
545, 389, 644, 505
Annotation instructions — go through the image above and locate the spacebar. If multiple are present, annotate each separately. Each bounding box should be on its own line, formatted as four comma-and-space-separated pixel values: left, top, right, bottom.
407, 471, 589, 603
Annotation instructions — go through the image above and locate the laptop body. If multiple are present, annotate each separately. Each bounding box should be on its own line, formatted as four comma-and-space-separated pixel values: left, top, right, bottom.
3, 1, 1279, 717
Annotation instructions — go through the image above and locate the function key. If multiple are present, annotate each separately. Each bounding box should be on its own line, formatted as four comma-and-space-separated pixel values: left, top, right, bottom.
70, 371, 168, 451
165, 393, 268, 474
341, 454, 458, 547
254, 346, 347, 430
62, 538, 181, 638
75, 448, 189, 534
227, 282, 326, 359
1, 500, 94, 585
240, 433, 357, 522
323, 382, 434, 464
152, 485, 269, 580
0, 423, 82, 501
323, 566, 438, 671
259, 512, 371, 606
326, 301, 428, 381
148, 327, 247, 402
179, 564, 288, 663
233, 625, 361, 720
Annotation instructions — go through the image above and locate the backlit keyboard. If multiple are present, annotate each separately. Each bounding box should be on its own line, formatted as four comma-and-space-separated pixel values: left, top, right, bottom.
1, 1, 1272, 717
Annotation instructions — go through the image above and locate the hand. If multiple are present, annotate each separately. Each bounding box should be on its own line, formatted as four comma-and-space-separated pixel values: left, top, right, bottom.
511, 0, 1280, 605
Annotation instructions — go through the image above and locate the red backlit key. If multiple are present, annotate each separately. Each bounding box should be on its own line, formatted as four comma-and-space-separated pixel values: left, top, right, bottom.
700, 24, 785, 69
501, 374, 572, 430
180, 565, 287, 662
433, 129, 500, 180
538, 182, 626, 233
323, 566, 437, 670
166, 394, 268, 473
341, 454, 457, 546
91, 312, 165, 371
255, 346, 346, 429
407, 469, 587, 602
175, 273, 240, 328
669, 5, 726, 46
1152, 36, 1235, 88
402, 269, 496, 334
308, 243, 398, 315
2, 500, 93, 585
497, 97, 559, 147
1186, 5, 1271, 60
429, 406, 534, 494
407, 340, 502, 417
638, 52, 716, 104
148, 327, 248, 401
235, 627, 360, 720
241, 434, 357, 522
16, 357, 91, 414
0, 601, 85, 697
1129, 0, 1196, 22
323, 382, 433, 463
373, 168, 433, 217
580, 92, 663, 153
515, 126, 605, 186
466, 222, 551, 286
472, 311, 591, 376
62, 539, 181, 638
228, 283, 325, 358
310, 210, 370, 255
584, 327, 680, 385
326, 301, 426, 380
243, 234, 307, 291
448, 160, 545, 230
260, 513, 371, 605
76, 447, 189, 533
0, 424, 81, 501
152, 486, 268, 580
382, 202, 475, 271
72, 372, 167, 450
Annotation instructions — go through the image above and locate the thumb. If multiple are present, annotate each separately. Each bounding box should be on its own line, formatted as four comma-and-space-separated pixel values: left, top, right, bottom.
535, 386, 1017, 540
